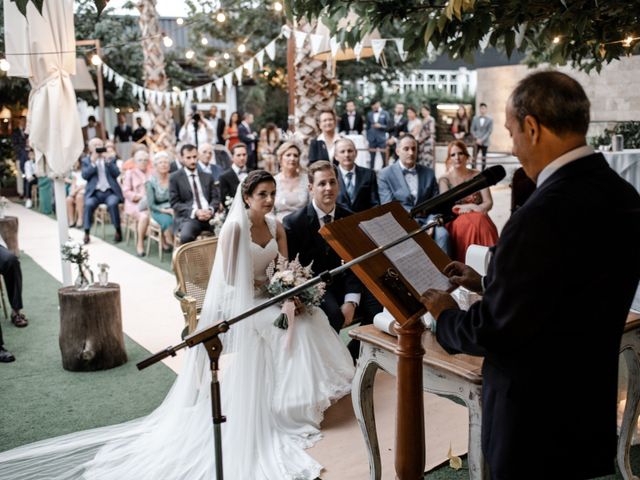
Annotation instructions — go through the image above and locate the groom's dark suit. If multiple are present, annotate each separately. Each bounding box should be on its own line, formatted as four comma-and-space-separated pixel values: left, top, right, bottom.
284, 203, 382, 336
436, 153, 640, 478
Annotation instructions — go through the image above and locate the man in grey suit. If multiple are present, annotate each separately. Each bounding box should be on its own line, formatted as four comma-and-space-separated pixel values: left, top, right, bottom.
377, 135, 450, 254
470, 102, 493, 170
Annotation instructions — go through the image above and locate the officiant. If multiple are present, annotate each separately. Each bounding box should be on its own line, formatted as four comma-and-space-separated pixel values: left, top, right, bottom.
420, 71, 640, 479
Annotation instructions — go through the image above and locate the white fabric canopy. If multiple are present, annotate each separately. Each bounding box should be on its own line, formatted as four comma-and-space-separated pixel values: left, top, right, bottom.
4, 0, 82, 285
4, 0, 83, 177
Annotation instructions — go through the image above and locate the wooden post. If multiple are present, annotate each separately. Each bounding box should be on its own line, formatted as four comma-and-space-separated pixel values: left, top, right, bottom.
58, 283, 127, 371
394, 319, 426, 479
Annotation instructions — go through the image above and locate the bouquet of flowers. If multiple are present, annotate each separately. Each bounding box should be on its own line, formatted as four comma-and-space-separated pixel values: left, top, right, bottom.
266, 254, 325, 330
211, 196, 234, 236
61, 239, 93, 289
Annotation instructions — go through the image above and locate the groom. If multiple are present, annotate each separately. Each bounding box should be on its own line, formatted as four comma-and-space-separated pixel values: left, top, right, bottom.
284, 161, 382, 357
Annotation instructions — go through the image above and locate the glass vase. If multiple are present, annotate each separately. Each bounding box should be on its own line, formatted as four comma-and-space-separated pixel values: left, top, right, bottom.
74, 264, 91, 291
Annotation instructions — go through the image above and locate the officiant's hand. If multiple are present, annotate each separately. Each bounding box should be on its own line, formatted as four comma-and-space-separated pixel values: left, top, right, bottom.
419, 289, 458, 320
443, 261, 482, 293
341, 302, 356, 327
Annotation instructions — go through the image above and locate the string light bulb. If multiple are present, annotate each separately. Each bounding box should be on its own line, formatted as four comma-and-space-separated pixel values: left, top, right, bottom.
209, 59, 217, 68
0, 58, 10, 72
90, 54, 103, 66
176, 18, 184, 25
552, 36, 560, 44
185, 50, 195, 60
623, 35, 634, 47
237, 43, 247, 53
163, 35, 173, 48
201, 37, 209, 46
223, 52, 230, 60
114, 108, 121, 113
274, 2, 283, 12
216, 12, 226, 23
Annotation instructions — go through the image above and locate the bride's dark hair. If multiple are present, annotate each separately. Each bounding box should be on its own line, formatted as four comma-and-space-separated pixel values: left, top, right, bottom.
242, 170, 276, 207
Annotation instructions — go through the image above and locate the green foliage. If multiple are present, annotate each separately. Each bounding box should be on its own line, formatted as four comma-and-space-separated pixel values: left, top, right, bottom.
289, 0, 640, 73
0, 137, 17, 189
590, 122, 640, 149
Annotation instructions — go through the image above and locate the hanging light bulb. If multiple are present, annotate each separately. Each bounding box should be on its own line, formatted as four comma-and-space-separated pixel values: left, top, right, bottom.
163, 35, 173, 48
223, 52, 230, 60
185, 50, 195, 60
273, 1, 283, 12
552, 36, 561, 44
176, 18, 184, 25
0, 58, 10, 72
201, 37, 209, 46
209, 59, 217, 68
623, 35, 634, 47
237, 43, 246, 53
216, 12, 226, 23
90, 54, 103, 66
114, 108, 121, 113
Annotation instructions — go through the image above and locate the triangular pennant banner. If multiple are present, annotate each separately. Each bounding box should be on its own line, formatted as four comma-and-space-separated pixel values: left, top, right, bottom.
204, 83, 212, 98
371, 39, 386, 61
115, 75, 124, 88
171, 91, 179, 105
195, 86, 204, 102
187, 89, 194, 102
329, 37, 340, 58
353, 42, 363, 61
215, 78, 224, 94
310, 34, 324, 56
294, 30, 307, 49
399, 51, 409, 62
256, 50, 265, 69
234, 66, 243, 84
479, 31, 491, 52
281, 25, 291, 39
164, 92, 171, 106
243, 59, 254, 77
393, 38, 405, 54
107, 68, 114, 82
265, 40, 276, 61
224, 73, 233, 90
179, 90, 187, 104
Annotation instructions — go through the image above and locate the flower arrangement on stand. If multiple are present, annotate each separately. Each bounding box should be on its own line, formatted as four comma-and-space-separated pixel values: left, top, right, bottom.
61, 239, 93, 290
266, 254, 325, 331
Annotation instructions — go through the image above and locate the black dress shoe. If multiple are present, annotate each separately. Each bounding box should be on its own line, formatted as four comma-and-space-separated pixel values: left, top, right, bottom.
83, 232, 90, 244
114, 231, 122, 243
136, 250, 146, 257
0, 347, 15, 363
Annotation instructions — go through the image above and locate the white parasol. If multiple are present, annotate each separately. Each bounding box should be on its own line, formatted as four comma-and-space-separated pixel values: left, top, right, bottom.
4, 0, 85, 285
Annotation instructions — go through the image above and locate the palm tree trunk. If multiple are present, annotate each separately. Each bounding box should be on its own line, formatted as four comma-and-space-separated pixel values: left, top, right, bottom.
137, 0, 175, 151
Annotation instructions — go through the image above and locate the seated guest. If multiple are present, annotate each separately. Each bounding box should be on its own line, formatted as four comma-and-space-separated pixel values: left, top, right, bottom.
219, 143, 251, 205
66, 159, 86, 228
378, 134, 450, 254
197, 143, 223, 181
82, 137, 124, 244
284, 160, 382, 359
334, 138, 379, 213
0, 239, 29, 363
169, 144, 220, 244
273, 142, 308, 221
23, 147, 37, 209
308, 110, 340, 164
123, 150, 151, 257
120, 144, 151, 173
146, 151, 174, 250
438, 140, 499, 262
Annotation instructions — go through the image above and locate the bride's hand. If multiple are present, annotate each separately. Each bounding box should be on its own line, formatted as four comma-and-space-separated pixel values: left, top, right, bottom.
293, 297, 305, 315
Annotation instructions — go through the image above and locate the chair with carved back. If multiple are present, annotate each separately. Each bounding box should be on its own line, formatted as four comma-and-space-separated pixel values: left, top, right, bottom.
171, 236, 218, 337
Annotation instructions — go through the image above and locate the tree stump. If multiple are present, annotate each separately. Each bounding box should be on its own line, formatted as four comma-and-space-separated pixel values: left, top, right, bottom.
0, 216, 20, 256
58, 283, 127, 371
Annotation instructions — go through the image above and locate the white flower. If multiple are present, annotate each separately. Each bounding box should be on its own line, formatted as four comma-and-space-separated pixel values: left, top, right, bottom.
281, 270, 295, 285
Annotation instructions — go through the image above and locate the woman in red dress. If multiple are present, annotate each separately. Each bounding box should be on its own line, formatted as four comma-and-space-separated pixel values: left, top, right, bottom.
439, 140, 499, 262
224, 111, 240, 150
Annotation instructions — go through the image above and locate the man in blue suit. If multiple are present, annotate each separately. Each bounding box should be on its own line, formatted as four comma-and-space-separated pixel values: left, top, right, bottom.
82, 138, 124, 244
334, 138, 379, 213
421, 71, 640, 479
366, 100, 389, 170
377, 134, 449, 254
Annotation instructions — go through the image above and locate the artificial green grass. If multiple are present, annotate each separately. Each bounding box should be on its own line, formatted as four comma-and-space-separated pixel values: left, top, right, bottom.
0, 253, 176, 451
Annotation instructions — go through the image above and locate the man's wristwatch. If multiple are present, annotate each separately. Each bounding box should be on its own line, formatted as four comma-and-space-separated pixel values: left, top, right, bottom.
344, 301, 358, 308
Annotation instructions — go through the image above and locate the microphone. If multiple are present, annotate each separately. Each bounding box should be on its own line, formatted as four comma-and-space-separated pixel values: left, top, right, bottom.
410, 165, 506, 217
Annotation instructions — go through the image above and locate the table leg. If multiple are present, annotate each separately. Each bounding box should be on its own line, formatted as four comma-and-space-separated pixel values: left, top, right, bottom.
618, 333, 640, 480
352, 346, 382, 480
466, 385, 488, 480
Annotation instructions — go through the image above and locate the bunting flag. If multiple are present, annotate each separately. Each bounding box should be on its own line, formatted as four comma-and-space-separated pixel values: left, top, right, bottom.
234, 66, 243, 84
178, 90, 187, 104
224, 72, 233, 90
171, 91, 179, 105
393, 38, 405, 55
294, 30, 307, 49
243, 59, 254, 77
256, 49, 265, 69
281, 24, 291, 39
371, 38, 386, 61
215, 78, 224, 94
265, 39, 276, 60
204, 83, 212, 98
329, 37, 340, 58
353, 42, 363, 61
195, 86, 204, 102
309, 33, 324, 56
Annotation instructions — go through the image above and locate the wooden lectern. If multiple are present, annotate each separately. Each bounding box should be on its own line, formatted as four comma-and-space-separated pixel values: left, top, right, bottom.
320, 202, 451, 480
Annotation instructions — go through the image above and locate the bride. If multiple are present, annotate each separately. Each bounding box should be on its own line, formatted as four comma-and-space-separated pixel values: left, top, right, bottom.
0, 170, 355, 479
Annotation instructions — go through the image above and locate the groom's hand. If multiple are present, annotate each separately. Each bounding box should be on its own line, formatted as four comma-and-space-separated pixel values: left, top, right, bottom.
341, 302, 356, 327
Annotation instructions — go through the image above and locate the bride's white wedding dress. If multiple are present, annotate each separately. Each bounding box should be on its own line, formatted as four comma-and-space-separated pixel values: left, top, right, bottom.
0, 195, 354, 479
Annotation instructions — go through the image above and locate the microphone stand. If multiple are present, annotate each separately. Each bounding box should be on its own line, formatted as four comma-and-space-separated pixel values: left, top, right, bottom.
137, 214, 452, 479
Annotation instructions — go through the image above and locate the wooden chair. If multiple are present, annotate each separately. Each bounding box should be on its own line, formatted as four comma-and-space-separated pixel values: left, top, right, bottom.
30, 184, 39, 210
146, 219, 164, 260
92, 204, 108, 238
171, 236, 218, 335
123, 213, 138, 246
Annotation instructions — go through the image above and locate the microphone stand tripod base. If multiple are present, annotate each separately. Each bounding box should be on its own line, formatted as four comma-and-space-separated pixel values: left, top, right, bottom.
203, 334, 226, 480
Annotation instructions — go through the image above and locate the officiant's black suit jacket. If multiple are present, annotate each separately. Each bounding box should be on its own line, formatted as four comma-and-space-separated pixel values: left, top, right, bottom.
436, 153, 640, 479
284, 203, 381, 332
